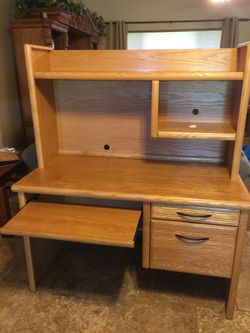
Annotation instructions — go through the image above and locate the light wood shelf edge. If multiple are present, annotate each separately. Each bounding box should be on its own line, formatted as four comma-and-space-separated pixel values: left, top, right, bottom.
12, 189, 250, 210
157, 131, 236, 140
34, 71, 244, 81
27, 44, 53, 51
157, 122, 236, 140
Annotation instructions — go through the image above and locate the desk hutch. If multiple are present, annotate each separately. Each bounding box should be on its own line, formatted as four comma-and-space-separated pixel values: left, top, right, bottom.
1, 43, 250, 319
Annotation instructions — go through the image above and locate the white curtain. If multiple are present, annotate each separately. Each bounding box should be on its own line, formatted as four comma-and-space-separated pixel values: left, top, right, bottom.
220, 17, 239, 48
108, 21, 127, 49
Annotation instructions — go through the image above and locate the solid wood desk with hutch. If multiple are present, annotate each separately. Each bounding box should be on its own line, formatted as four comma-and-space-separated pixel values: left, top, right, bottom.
1, 44, 250, 319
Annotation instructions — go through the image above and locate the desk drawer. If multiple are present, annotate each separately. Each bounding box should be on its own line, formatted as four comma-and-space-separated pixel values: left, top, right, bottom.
150, 219, 237, 278
151, 204, 239, 226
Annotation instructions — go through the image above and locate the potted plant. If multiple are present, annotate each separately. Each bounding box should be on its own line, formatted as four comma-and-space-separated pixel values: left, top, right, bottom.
15, 0, 106, 36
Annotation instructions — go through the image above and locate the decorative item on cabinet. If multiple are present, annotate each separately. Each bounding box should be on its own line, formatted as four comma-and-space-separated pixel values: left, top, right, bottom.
12, 0, 106, 144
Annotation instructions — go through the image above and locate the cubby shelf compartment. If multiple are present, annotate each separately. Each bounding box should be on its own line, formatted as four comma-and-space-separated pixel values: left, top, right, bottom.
34, 71, 244, 81
151, 79, 239, 141
0, 202, 141, 248
157, 121, 236, 140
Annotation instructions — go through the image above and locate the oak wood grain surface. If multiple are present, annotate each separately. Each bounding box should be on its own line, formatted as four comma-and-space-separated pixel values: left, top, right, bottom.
47, 49, 239, 73
151, 80, 159, 137
231, 43, 250, 178
150, 219, 237, 278
54, 80, 227, 163
151, 204, 239, 226
12, 155, 250, 209
25, 46, 58, 168
34, 71, 244, 81
157, 80, 235, 140
157, 121, 235, 140
1, 202, 141, 248
226, 211, 248, 318
159, 81, 233, 122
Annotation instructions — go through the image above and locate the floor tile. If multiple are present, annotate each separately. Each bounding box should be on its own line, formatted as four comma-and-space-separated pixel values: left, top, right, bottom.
0, 236, 26, 285
39, 243, 128, 298
196, 306, 250, 333
11, 290, 112, 333
123, 258, 226, 309
0, 230, 249, 333
105, 295, 197, 333
0, 285, 33, 333
40, 241, 227, 310
237, 231, 250, 311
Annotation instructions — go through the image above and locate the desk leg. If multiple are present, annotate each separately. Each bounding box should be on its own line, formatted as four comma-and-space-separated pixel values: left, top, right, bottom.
0, 186, 11, 227
226, 211, 248, 319
142, 202, 151, 268
19, 192, 61, 292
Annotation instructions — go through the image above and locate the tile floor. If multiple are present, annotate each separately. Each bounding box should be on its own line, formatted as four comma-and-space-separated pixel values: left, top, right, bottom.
0, 229, 250, 333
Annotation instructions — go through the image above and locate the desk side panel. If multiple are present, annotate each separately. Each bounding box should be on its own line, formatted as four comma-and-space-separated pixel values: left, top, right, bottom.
25, 45, 58, 168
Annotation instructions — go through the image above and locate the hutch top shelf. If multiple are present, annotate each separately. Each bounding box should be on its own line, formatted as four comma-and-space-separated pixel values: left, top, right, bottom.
28, 45, 245, 80
17, 43, 250, 207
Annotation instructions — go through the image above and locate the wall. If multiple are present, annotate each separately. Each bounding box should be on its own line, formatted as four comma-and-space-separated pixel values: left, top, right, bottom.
85, 0, 250, 43
0, 0, 24, 148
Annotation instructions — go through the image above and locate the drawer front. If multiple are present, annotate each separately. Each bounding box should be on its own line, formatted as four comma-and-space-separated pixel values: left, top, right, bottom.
150, 219, 237, 278
151, 204, 239, 226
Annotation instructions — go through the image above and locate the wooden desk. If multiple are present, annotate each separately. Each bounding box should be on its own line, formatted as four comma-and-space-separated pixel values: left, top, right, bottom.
1, 45, 250, 320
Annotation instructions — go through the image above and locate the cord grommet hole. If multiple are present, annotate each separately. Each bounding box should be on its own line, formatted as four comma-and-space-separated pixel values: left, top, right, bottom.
104, 144, 110, 150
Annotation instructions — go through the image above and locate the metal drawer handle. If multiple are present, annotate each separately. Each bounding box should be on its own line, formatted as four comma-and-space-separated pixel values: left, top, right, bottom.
175, 234, 209, 244
177, 212, 212, 221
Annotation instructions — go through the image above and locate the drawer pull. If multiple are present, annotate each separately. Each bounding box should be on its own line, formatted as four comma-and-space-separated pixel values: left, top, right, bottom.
177, 212, 212, 222
175, 234, 209, 244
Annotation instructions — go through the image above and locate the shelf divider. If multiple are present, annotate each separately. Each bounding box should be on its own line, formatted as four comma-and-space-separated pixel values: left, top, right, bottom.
151, 80, 160, 137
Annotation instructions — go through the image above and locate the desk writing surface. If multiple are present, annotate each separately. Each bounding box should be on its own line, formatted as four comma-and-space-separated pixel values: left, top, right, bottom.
12, 155, 250, 209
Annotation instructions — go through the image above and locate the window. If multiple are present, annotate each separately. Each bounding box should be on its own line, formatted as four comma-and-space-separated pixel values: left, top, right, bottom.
127, 30, 222, 50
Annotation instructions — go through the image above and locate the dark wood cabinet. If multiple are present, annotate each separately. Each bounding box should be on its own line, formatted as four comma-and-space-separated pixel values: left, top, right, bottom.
11, 9, 104, 144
